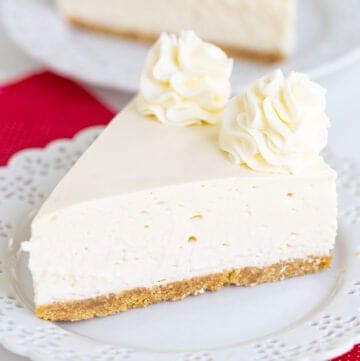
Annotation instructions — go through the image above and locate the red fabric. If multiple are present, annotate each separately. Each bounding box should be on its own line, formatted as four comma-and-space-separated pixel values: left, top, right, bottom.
0, 70, 358, 360
0, 71, 115, 165
335, 347, 360, 361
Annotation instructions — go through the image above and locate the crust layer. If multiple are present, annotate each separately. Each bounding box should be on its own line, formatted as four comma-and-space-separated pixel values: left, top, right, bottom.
36, 255, 331, 321
66, 16, 285, 63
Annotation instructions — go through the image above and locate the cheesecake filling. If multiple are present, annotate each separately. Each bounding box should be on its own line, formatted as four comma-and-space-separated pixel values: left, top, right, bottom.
23, 32, 337, 319
24, 169, 336, 306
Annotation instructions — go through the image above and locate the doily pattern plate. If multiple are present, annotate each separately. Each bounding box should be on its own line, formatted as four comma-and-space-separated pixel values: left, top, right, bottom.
0, 127, 359, 361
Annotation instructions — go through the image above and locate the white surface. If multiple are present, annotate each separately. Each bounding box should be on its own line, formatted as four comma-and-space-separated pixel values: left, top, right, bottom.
1, 0, 360, 92
25, 100, 336, 306
1, 7, 360, 361
0, 128, 359, 361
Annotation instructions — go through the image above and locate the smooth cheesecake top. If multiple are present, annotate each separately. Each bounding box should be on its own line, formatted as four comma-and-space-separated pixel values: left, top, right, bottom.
35, 98, 334, 220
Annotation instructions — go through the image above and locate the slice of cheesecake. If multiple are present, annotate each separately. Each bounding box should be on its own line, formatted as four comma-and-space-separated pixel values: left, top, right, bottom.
23, 32, 337, 322
57, 0, 296, 62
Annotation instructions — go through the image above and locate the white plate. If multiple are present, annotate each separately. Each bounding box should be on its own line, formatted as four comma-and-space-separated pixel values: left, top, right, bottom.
1, 0, 360, 92
0, 127, 360, 361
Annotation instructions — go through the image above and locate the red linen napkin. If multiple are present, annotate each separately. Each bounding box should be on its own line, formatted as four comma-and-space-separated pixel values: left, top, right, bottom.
0, 71, 358, 360
0, 71, 115, 165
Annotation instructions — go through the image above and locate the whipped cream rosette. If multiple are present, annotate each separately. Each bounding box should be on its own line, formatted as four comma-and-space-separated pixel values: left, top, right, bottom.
138, 30, 233, 126
219, 69, 330, 174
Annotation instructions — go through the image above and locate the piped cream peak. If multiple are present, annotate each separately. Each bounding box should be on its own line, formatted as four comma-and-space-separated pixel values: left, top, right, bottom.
138, 30, 233, 126
219, 69, 330, 174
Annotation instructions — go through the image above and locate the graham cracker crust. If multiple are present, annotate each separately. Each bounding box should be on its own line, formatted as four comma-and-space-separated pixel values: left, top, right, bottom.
66, 16, 285, 63
36, 255, 331, 321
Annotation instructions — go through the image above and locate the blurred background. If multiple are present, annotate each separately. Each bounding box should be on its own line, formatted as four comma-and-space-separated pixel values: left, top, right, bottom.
1, 0, 360, 158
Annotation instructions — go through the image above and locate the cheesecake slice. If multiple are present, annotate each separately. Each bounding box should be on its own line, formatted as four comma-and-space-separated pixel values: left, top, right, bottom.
57, 0, 296, 62
23, 32, 337, 322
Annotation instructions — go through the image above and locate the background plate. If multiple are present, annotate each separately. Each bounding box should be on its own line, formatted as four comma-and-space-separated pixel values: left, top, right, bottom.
0, 127, 360, 361
1, 0, 360, 92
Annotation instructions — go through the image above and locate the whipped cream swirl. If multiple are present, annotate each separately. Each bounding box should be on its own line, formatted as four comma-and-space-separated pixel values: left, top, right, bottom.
138, 31, 233, 126
219, 70, 330, 174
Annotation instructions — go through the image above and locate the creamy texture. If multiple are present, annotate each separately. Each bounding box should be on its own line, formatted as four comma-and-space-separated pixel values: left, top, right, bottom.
138, 31, 232, 126
25, 176, 336, 305
23, 99, 337, 306
57, 0, 295, 54
219, 70, 330, 174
